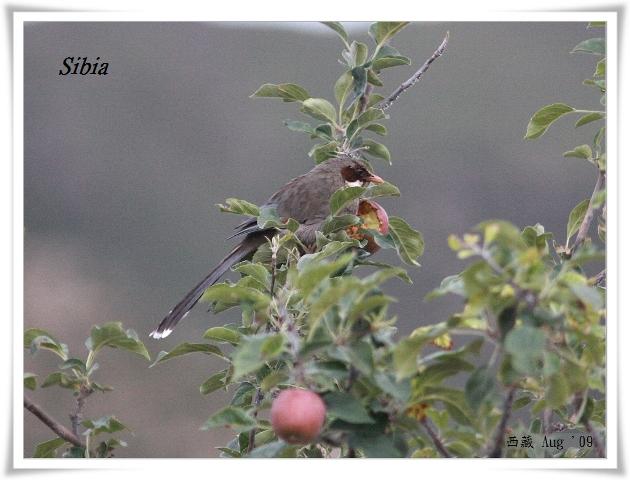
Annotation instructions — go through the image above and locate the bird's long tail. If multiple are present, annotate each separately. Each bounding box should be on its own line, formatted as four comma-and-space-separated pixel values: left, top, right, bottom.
150, 234, 267, 339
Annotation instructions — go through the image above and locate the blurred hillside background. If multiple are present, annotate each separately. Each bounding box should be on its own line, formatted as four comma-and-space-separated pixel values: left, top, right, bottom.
23, 21, 602, 457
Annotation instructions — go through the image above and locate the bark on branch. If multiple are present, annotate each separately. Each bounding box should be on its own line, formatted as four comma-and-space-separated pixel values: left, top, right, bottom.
488, 385, 517, 458
568, 169, 606, 257
24, 395, 85, 448
420, 416, 451, 458
379, 31, 449, 111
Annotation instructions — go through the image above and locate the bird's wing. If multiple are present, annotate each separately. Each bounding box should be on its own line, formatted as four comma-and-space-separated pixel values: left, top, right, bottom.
227, 217, 260, 240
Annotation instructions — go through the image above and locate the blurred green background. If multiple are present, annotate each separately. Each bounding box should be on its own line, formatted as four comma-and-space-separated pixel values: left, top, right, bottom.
23, 21, 601, 457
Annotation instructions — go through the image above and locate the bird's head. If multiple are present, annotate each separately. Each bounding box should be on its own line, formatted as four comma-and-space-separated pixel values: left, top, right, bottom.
339, 160, 385, 187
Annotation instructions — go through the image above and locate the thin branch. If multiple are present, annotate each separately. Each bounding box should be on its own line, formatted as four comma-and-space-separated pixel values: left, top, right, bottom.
568, 169, 606, 257
246, 387, 265, 454
69, 384, 92, 438
584, 420, 606, 458
593, 269, 606, 287
379, 31, 449, 111
420, 417, 451, 458
357, 83, 373, 116
24, 395, 85, 448
488, 385, 517, 458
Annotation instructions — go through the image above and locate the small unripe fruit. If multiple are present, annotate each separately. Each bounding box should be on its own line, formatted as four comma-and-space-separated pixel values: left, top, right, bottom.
270, 388, 326, 444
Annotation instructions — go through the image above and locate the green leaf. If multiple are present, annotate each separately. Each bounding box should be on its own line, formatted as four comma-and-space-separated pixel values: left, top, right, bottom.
367, 69, 384, 86
393, 336, 424, 380
309, 141, 340, 164
346, 108, 386, 140
465, 367, 495, 410
575, 112, 604, 128
24, 328, 68, 360
256, 204, 280, 229
297, 253, 355, 297
330, 186, 365, 215
566, 198, 590, 242
150, 343, 225, 367
362, 139, 391, 163
59, 358, 87, 374
299, 240, 356, 268
200, 369, 229, 395
82, 415, 128, 436
321, 22, 349, 46
588, 21, 606, 28
504, 326, 546, 375
217, 197, 260, 216
231, 334, 286, 380
324, 392, 374, 424
200, 283, 270, 310
283, 119, 315, 135
40, 372, 80, 389
203, 326, 242, 345
373, 372, 411, 402
594, 126, 605, 149
301, 98, 337, 123
33, 438, 67, 458
363, 181, 400, 200
334, 71, 353, 109
545, 373, 570, 408
594, 58, 606, 77
24, 373, 37, 391
388, 216, 424, 266
368, 22, 410, 48
524, 103, 576, 139
233, 262, 270, 289
86, 322, 150, 361
372, 55, 410, 71
425, 274, 465, 300
571, 37, 605, 55
347, 66, 368, 108
260, 370, 288, 392
342, 41, 368, 68
569, 283, 604, 310
321, 214, 361, 235
364, 123, 388, 136
248, 440, 296, 458
563, 144, 593, 160
307, 277, 362, 337
250, 83, 310, 102
201, 406, 258, 433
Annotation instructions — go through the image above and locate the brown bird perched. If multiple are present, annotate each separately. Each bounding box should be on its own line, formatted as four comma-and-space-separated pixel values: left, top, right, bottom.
150, 156, 384, 339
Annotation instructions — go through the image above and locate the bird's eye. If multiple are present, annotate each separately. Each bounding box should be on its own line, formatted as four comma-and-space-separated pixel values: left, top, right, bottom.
341, 165, 359, 182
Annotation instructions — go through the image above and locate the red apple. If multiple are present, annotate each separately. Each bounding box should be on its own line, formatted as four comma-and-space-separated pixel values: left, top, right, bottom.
270, 388, 326, 444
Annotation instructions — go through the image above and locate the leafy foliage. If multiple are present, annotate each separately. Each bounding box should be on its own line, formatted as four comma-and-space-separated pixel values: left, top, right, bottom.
24, 322, 150, 458
24, 22, 607, 460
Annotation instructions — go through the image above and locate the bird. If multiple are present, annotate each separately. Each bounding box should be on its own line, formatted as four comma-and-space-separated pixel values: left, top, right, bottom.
150, 156, 385, 339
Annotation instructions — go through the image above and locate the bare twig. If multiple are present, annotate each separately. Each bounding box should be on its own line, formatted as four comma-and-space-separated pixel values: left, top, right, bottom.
568, 169, 606, 257
584, 420, 606, 458
24, 395, 85, 448
488, 385, 517, 457
69, 384, 93, 438
593, 269, 606, 287
420, 417, 451, 458
246, 387, 265, 454
379, 31, 449, 111
357, 84, 373, 116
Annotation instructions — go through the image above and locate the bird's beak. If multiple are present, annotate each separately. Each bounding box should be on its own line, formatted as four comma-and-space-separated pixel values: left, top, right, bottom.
366, 174, 385, 184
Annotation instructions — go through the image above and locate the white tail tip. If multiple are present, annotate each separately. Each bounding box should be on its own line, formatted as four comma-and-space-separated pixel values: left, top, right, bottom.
149, 328, 172, 339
